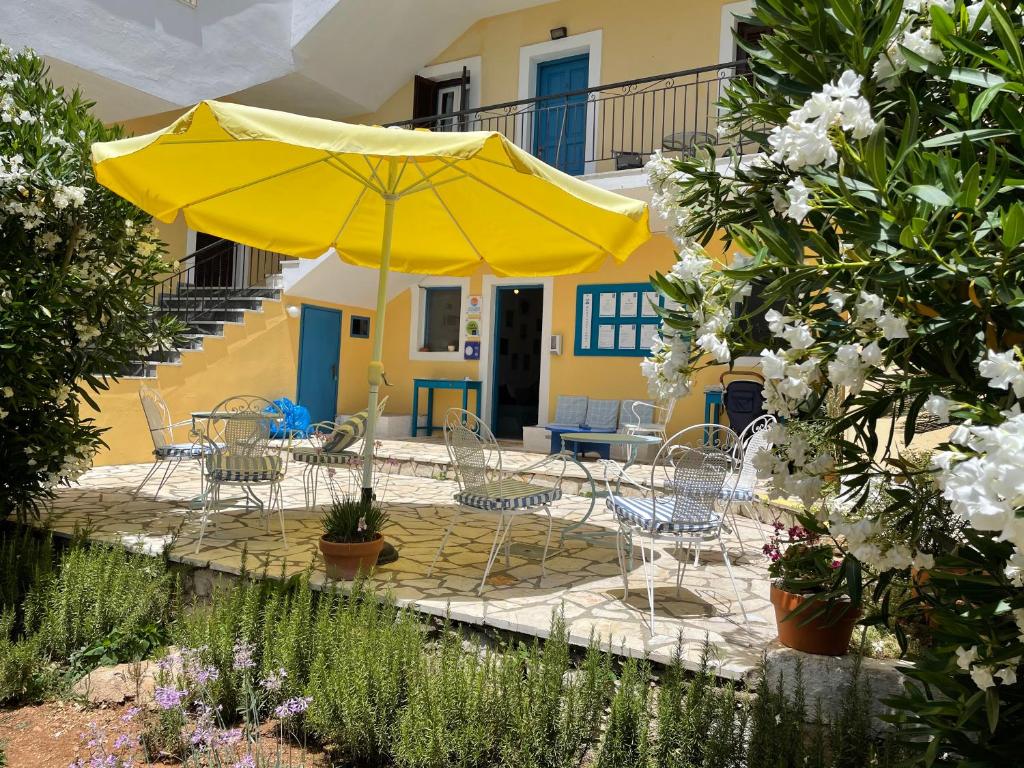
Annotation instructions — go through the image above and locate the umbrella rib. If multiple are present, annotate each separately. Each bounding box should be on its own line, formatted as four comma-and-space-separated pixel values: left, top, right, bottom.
330, 183, 371, 245
436, 158, 615, 256
178, 156, 331, 210
362, 155, 389, 194
395, 161, 468, 197
409, 158, 484, 261
327, 154, 385, 195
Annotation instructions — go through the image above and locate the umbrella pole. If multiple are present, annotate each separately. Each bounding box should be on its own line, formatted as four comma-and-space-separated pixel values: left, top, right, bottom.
361, 191, 397, 504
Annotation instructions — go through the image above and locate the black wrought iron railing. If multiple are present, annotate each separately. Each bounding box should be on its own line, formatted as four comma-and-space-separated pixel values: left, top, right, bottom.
152, 237, 292, 326
388, 61, 748, 175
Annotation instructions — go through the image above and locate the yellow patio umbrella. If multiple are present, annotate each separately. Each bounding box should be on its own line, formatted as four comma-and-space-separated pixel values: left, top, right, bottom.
92, 100, 650, 500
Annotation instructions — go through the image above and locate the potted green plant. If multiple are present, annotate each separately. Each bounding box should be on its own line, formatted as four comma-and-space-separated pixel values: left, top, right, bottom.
765, 523, 859, 656
318, 497, 389, 580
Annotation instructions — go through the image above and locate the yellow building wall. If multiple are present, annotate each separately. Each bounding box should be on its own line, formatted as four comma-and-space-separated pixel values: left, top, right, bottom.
85, 296, 374, 466
356, 0, 737, 127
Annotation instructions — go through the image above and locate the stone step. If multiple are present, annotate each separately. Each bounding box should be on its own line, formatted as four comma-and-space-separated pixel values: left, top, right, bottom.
172, 286, 281, 300
158, 295, 265, 312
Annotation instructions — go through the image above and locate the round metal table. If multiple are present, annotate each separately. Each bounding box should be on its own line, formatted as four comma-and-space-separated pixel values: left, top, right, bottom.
557, 432, 661, 545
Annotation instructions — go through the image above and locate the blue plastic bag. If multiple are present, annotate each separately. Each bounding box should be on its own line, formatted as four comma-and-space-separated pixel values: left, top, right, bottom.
265, 397, 312, 438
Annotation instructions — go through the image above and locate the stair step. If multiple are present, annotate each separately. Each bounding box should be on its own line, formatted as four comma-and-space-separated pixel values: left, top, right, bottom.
159, 296, 265, 312
184, 320, 225, 336
162, 308, 247, 324
172, 286, 281, 300
144, 349, 182, 364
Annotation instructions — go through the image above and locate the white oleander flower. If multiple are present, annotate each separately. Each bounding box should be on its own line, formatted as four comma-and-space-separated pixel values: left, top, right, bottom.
827, 291, 849, 313
967, 1, 993, 32
955, 645, 979, 671
996, 666, 1017, 686
760, 349, 787, 380
670, 245, 712, 286
828, 344, 870, 394
878, 310, 910, 340
924, 394, 953, 421
697, 333, 731, 363
979, 349, 1024, 397
785, 177, 812, 222
856, 291, 884, 322
902, 26, 944, 69
860, 340, 883, 367
970, 666, 995, 690
765, 309, 792, 335
780, 323, 814, 350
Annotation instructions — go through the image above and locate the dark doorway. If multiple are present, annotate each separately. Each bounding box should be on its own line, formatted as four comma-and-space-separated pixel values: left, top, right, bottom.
491, 286, 543, 439
193, 232, 236, 288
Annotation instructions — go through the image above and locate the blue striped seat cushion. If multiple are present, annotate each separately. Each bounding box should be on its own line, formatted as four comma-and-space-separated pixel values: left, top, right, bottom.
292, 448, 360, 466
208, 455, 283, 482
155, 443, 212, 458
606, 495, 721, 534
455, 479, 561, 511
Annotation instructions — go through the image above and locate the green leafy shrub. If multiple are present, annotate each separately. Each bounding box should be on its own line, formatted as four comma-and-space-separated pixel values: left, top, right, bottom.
655, 641, 747, 768
27, 544, 172, 662
305, 584, 423, 765
321, 497, 389, 543
0, 525, 54, 619
0, 610, 49, 704
643, 0, 1024, 759
595, 656, 651, 768
501, 619, 615, 768
0, 45, 184, 521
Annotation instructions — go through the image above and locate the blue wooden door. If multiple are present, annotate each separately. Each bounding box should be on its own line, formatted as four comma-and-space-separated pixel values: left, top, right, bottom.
296, 305, 342, 424
533, 54, 589, 175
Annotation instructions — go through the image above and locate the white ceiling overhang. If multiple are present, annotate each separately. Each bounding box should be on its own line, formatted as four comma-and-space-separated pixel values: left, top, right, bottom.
4, 0, 551, 123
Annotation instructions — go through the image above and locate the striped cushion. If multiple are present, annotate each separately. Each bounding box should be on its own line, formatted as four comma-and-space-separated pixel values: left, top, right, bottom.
719, 486, 754, 502
323, 410, 369, 453
208, 454, 283, 482
607, 495, 721, 534
553, 395, 588, 426
155, 443, 212, 458
584, 399, 620, 430
455, 479, 562, 511
292, 447, 360, 466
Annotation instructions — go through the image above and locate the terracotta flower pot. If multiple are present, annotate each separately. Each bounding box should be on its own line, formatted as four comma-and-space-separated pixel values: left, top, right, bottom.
770, 584, 859, 656
319, 533, 385, 580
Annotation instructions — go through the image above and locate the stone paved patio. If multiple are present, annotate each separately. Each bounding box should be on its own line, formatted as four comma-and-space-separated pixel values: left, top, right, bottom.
46, 445, 786, 680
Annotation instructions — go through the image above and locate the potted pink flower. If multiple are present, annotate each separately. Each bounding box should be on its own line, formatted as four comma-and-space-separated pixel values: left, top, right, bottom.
764, 522, 860, 656
318, 498, 389, 580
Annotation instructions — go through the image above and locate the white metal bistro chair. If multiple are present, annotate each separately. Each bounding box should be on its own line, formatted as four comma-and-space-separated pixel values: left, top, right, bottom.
624, 396, 676, 443
608, 424, 747, 633
134, 385, 212, 500
725, 414, 778, 548
292, 397, 389, 510
429, 408, 563, 594
195, 395, 291, 553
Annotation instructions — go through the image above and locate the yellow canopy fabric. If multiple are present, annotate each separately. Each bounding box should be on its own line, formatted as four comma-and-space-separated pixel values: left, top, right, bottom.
92, 100, 650, 277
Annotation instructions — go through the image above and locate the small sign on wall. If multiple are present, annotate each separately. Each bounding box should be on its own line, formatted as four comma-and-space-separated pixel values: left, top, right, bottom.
464, 340, 480, 360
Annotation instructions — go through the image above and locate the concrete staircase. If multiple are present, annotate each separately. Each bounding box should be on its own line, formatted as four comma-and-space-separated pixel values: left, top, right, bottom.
120, 239, 288, 378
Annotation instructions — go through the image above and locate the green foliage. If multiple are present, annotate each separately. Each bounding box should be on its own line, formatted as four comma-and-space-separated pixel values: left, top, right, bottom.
0, 524, 54, 627
305, 584, 422, 765
321, 497, 390, 543
0, 610, 50, 704
595, 656, 651, 768
27, 543, 172, 661
655, 642, 748, 768
646, 0, 1024, 761
0, 44, 184, 522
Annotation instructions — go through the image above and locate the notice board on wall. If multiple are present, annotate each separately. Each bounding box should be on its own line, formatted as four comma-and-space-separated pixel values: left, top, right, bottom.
574, 283, 664, 357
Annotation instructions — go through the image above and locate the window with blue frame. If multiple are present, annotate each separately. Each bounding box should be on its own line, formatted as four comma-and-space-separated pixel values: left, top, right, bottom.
421, 286, 461, 352
574, 283, 665, 357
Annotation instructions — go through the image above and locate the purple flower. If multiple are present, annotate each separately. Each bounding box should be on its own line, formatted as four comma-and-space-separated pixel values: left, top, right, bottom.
273, 695, 312, 719
154, 685, 187, 710
232, 756, 256, 768
261, 667, 287, 692
232, 639, 255, 671
216, 728, 243, 746
121, 707, 140, 723
112, 734, 135, 750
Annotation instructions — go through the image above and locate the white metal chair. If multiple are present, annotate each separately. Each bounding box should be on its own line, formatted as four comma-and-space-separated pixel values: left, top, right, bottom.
292, 396, 389, 510
195, 395, 291, 553
429, 408, 562, 594
134, 385, 212, 500
625, 396, 676, 443
725, 414, 778, 548
608, 424, 747, 633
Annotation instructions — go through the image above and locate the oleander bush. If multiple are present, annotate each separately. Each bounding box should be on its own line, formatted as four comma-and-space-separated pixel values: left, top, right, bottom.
0, 44, 184, 522
644, 0, 1024, 760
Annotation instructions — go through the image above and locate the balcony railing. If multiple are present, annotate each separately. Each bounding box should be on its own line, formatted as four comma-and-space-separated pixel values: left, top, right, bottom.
387, 61, 746, 176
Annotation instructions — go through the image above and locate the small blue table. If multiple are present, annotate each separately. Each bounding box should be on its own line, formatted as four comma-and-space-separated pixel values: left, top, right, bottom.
411, 378, 483, 437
